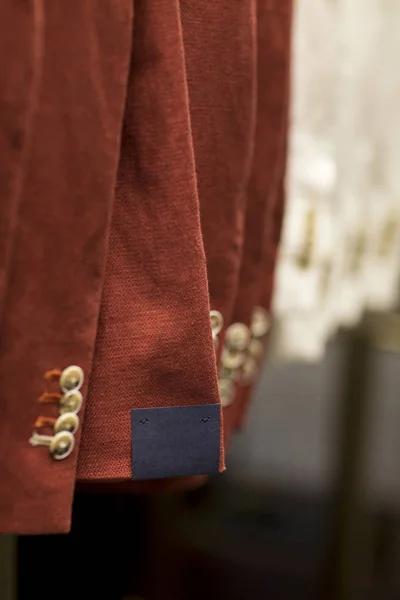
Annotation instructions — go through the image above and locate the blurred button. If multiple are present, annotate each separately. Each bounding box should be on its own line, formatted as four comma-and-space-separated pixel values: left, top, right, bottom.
213, 334, 219, 351
241, 356, 258, 384
54, 412, 79, 435
248, 338, 264, 360
60, 390, 83, 414
210, 310, 223, 335
220, 365, 240, 381
221, 347, 246, 370
225, 322, 250, 351
251, 307, 270, 338
60, 365, 84, 393
218, 378, 234, 408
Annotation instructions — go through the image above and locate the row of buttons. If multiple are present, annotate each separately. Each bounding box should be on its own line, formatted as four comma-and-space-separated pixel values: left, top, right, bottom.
28, 312, 268, 459
210, 310, 235, 407
212, 307, 271, 408
29, 365, 84, 460
219, 321, 251, 407
241, 307, 270, 384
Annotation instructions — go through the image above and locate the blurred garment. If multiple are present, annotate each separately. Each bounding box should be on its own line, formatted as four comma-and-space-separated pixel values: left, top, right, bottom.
272, 0, 400, 363
0, 0, 292, 534
232, 2, 292, 431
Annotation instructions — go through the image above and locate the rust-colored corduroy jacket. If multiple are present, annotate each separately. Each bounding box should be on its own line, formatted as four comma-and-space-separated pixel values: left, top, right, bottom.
0, 0, 292, 534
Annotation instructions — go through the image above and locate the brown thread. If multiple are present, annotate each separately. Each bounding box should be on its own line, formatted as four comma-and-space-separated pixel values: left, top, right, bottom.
30, 369, 63, 442
34, 416, 56, 429
38, 391, 62, 404
44, 368, 62, 383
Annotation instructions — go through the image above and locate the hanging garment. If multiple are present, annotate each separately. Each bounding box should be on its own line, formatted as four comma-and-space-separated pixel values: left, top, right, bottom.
232, 0, 293, 431
272, 0, 400, 364
0, 0, 293, 534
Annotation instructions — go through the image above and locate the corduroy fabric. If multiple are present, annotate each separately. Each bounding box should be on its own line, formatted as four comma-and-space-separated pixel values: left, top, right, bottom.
0, 0, 42, 324
235, 159, 289, 432
229, 0, 293, 436
181, 0, 257, 324
180, 0, 259, 455
0, 0, 133, 534
0, 0, 293, 533
235, 83, 291, 432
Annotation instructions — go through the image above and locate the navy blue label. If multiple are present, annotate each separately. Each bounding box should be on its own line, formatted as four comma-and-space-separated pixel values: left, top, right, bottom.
131, 404, 220, 480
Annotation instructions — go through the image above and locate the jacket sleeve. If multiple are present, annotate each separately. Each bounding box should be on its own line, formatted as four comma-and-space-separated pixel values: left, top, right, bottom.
0, 0, 221, 535
77, 0, 222, 485
230, 0, 293, 433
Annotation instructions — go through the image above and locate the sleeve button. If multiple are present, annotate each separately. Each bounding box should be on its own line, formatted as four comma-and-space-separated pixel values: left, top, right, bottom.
251, 307, 270, 338
218, 379, 234, 408
221, 347, 246, 370
210, 310, 224, 336
248, 338, 264, 360
49, 431, 75, 460
54, 412, 79, 435
241, 356, 259, 384
60, 365, 84, 393
59, 390, 83, 414
225, 323, 250, 351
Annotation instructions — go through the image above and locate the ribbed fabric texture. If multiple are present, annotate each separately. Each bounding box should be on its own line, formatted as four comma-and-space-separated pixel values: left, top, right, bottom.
0, 0, 134, 533
233, 1, 293, 432
77, 0, 221, 481
0, 0, 292, 532
77, 0, 293, 482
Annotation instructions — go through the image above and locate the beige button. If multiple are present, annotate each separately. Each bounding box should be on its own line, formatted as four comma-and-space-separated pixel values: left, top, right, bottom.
219, 365, 239, 381
60, 365, 84, 393
50, 431, 75, 460
221, 347, 246, 371
213, 334, 219, 351
241, 356, 258, 384
218, 378, 234, 408
251, 307, 270, 338
60, 390, 83, 414
30, 431, 75, 461
248, 338, 264, 360
225, 322, 250, 351
54, 412, 79, 435
210, 310, 223, 336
